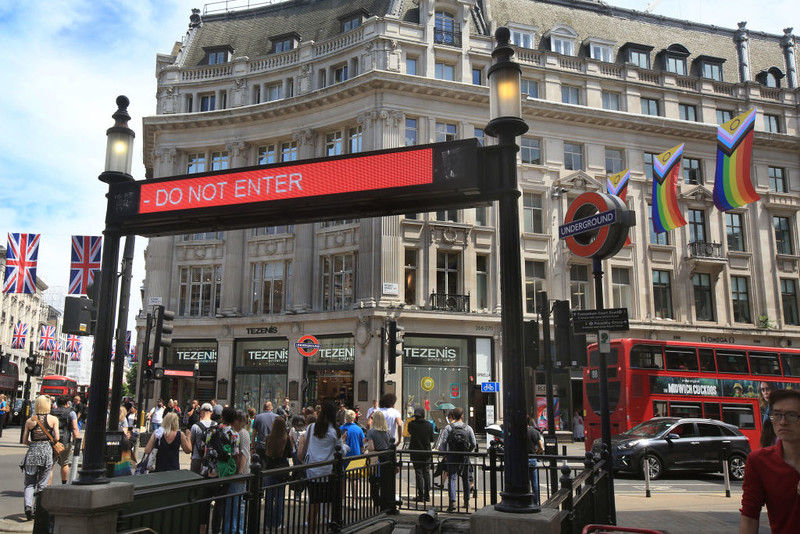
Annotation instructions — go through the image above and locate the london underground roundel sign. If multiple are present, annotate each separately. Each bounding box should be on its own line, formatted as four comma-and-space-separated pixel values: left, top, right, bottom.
295, 335, 321, 357
559, 192, 634, 259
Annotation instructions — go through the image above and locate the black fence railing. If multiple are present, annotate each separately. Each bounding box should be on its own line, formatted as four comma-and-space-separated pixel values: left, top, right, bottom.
433, 25, 462, 47
688, 241, 724, 259
430, 292, 470, 312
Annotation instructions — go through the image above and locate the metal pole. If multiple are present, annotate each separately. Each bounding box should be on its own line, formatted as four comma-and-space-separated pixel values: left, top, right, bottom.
540, 292, 558, 490
379, 326, 386, 398
108, 235, 135, 433
593, 257, 616, 523
19, 343, 33, 444
137, 312, 153, 429
74, 228, 122, 485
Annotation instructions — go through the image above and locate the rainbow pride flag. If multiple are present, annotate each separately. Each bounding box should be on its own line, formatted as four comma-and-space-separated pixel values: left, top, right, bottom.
607, 169, 632, 245
713, 108, 759, 212
652, 144, 687, 233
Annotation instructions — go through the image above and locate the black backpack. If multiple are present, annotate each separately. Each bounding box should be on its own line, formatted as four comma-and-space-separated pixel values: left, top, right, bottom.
205, 424, 232, 461
51, 407, 72, 445
193, 421, 216, 457
446, 424, 471, 452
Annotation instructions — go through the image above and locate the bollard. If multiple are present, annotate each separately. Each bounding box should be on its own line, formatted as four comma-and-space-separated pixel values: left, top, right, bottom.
721, 443, 731, 498
488, 441, 498, 505
643, 446, 651, 498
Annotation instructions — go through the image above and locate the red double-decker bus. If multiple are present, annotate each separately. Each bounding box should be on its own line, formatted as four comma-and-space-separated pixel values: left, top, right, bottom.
39, 375, 78, 398
583, 338, 800, 451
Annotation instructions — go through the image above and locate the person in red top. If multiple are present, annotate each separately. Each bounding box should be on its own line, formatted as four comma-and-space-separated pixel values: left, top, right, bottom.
740, 388, 800, 534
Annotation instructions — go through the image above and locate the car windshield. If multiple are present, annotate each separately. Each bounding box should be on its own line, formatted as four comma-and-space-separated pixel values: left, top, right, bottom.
621, 420, 674, 438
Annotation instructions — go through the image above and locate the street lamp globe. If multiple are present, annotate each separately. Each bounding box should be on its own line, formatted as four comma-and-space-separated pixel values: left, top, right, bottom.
485, 27, 529, 140
102, 95, 135, 180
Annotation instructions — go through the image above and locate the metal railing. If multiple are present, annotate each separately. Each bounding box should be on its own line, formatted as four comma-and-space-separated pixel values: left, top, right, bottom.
688, 241, 724, 259
430, 292, 470, 312
434, 26, 462, 47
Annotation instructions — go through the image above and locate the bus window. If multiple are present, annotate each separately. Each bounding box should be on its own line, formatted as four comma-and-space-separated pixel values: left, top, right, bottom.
668, 402, 702, 418
585, 381, 622, 414
721, 404, 756, 429
653, 400, 667, 418
699, 348, 716, 373
664, 348, 698, 371
703, 402, 721, 421
588, 348, 619, 367
716, 350, 748, 374
630, 344, 663, 369
749, 352, 781, 375
781, 353, 800, 377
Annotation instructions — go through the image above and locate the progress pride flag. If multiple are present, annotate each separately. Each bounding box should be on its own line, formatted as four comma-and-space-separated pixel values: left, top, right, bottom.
139, 149, 433, 214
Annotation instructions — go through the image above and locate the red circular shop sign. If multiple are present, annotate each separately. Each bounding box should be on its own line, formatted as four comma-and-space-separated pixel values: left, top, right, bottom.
295, 335, 321, 357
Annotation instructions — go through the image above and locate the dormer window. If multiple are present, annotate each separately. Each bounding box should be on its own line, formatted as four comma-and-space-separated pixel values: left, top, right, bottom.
621, 43, 654, 69
340, 11, 366, 32
697, 55, 725, 81
547, 25, 577, 56
757, 67, 785, 88
662, 44, 690, 75
202, 46, 232, 65
509, 24, 537, 49
271, 33, 299, 54
586, 38, 615, 62
434, 11, 460, 47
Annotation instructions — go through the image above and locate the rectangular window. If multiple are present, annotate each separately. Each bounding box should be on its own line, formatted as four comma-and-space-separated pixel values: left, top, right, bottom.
476, 255, 489, 310
764, 114, 781, 133
286, 78, 294, 98
781, 279, 800, 326
774, 216, 795, 255
612, 267, 632, 311
693, 272, 715, 321
590, 44, 613, 62
436, 251, 460, 296
258, 145, 276, 165
405, 118, 418, 146
348, 126, 363, 153
475, 206, 488, 226
251, 225, 293, 237
679, 104, 697, 122
342, 16, 360, 32
321, 253, 355, 311
525, 260, 546, 314
334, 65, 348, 84
689, 209, 707, 243
326, 131, 343, 157
564, 142, 584, 171
179, 266, 222, 317
666, 56, 687, 75
511, 30, 535, 49
267, 83, 283, 101
521, 79, 539, 98
436, 210, 458, 222
570, 265, 590, 310
406, 57, 418, 75
434, 12, 458, 46
405, 249, 417, 306
605, 148, 624, 174
521, 137, 542, 165
682, 157, 703, 185
602, 91, 621, 111
652, 270, 674, 319
726, 212, 745, 252
253, 85, 261, 104
731, 276, 751, 323
435, 122, 457, 142
210, 151, 229, 171
629, 49, 650, 69
200, 95, 216, 112
716, 109, 733, 124
435, 62, 455, 81
472, 68, 482, 85
643, 153, 656, 180
186, 95, 193, 113
649, 206, 669, 245
641, 97, 659, 116
183, 232, 224, 241
280, 141, 297, 162
769, 166, 787, 193
208, 50, 227, 65
187, 153, 206, 174
274, 39, 293, 53
474, 128, 485, 147
552, 38, 575, 56
702, 62, 723, 81
561, 86, 581, 105
251, 261, 291, 315
523, 193, 544, 234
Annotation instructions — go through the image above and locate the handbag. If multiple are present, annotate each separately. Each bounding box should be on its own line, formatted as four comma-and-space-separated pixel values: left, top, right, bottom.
34, 417, 65, 455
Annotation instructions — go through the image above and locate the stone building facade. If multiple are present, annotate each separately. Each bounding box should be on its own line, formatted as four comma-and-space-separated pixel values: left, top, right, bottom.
139, 0, 799, 428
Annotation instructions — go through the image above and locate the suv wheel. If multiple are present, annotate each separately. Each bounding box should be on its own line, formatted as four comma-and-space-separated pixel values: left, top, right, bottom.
642, 454, 663, 481
728, 455, 746, 481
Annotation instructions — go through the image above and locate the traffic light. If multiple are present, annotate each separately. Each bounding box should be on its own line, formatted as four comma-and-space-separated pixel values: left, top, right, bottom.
63, 296, 93, 335
85, 274, 101, 335
553, 300, 572, 368
0, 354, 8, 374
152, 305, 175, 364
25, 355, 36, 375
143, 355, 154, 380
523, 320, 539, 369
32, 363, 42, 377
387, 320, 404, 374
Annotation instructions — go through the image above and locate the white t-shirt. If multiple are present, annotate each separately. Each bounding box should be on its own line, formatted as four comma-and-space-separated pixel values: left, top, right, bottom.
149, 406, 164, 424
305, 423, 340, 478
378, 407, 402, 442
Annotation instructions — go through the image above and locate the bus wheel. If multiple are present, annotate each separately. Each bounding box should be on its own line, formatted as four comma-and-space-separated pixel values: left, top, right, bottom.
642, 454, 662, 481
728, 455, 746, 481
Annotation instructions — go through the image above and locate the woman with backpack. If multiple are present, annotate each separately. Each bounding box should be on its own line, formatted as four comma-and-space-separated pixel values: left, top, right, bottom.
365, 410, 393, 509
263, 417, 292, 528
439, 408, 477, 512
144, 412, 191, 472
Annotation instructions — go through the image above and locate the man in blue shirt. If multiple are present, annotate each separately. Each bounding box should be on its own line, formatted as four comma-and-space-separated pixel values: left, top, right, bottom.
252, 401, 278, 462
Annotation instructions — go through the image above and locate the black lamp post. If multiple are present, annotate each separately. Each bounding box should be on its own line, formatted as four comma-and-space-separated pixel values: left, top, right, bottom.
74, 96, 135, 485
485, 28, 538, 513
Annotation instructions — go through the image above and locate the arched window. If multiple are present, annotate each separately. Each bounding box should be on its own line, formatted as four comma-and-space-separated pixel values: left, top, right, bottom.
757, 67, 784, 88
434, 12, 460, 46
547, 24, 578, 56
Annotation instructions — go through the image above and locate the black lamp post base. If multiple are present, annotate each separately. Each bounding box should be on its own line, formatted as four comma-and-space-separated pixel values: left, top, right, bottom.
495, 491, 541, 514
72, 468, 110, 486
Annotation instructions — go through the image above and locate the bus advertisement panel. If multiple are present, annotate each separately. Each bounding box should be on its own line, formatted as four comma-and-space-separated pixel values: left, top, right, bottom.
583, 338, 800, 451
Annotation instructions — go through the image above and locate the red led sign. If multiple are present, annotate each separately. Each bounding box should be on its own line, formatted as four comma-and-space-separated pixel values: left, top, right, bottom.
140, 149, 433, 214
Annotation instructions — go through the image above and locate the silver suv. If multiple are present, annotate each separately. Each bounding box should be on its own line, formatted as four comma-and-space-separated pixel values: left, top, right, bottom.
592, 417, 751, 481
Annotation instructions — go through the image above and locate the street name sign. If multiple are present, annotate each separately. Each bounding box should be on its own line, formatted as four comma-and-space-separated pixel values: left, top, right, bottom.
572, 308, 630, 334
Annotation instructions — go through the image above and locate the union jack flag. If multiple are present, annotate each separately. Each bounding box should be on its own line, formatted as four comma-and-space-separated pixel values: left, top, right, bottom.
12, 323, 28, 349
38, 325, 56, 351
66, 334, 82, 354
51, 341, 62, 361
70, 351, 81, 362
91, 340, 94, 361
3, 233, 40, 294
125, 330, 132, 355
69, 235, 102, 295
129, 345, 137, 362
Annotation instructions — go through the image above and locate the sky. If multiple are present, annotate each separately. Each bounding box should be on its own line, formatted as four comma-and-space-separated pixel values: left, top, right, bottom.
0, 0, 797, 334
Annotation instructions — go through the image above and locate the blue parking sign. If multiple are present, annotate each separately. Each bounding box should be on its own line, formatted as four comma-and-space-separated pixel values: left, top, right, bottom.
481, 381, 499, 393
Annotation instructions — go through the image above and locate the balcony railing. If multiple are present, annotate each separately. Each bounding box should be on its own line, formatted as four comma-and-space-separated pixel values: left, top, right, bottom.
434, 25, 462, 47
430, 292, 470, 312
688, 241, 724, 259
